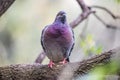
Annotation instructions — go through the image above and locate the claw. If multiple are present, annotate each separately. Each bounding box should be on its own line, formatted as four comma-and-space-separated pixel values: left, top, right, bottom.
48, 61, 55, 68
59, 58, 68, 64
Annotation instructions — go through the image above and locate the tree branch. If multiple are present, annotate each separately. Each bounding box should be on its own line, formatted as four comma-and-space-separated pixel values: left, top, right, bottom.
0, 47, 119, 80
88, 5, 120, 30
70, 0, 95, 28
93, 13, 120, 30
35, 51, 46, 63
0, 0, 15, 17
90, 5, 120, 19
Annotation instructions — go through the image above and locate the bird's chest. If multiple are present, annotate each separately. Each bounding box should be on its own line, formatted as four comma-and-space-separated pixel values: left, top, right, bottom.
42, 25, 73, 62
45, 27, 66, 39
44, 26, 72, 44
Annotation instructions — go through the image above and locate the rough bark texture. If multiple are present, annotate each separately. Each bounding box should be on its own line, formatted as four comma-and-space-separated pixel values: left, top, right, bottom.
0, 47, 119, 80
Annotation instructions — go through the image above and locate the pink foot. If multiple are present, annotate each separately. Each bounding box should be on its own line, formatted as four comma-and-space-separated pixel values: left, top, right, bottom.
48, 61, 55, 68
59, 58, 68, 64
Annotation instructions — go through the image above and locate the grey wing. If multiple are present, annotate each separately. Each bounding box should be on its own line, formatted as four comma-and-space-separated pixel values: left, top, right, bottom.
41, 26, 48, 52
66, 29, 75, 62
68, 29, 75, 56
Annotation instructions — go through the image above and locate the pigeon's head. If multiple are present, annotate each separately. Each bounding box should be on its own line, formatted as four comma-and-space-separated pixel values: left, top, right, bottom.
55, 11, 67, 24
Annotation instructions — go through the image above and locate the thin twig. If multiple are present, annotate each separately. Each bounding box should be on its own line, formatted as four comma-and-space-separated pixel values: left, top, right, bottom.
90, 5, 120, 29
93, 13, 107, 26
90, 5, 120, 19
35, 51, 46, 64
93, 13, 120, 29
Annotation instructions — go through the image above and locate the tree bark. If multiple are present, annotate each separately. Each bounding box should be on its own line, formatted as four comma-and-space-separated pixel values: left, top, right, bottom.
0, 47, 119, 80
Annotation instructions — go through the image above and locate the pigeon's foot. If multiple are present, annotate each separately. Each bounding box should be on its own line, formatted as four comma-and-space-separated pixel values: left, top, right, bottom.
48, 61, 55, 68
59, 58, 68, 64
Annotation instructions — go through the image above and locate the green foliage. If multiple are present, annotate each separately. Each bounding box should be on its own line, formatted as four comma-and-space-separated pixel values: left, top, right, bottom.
89, 61, 119, 80
115, 0, 120, 3
117, 0, 120, 3
80, 34, 103, 55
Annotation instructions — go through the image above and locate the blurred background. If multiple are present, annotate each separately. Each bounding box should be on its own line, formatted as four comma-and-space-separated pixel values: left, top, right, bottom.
0, 0, 120, 75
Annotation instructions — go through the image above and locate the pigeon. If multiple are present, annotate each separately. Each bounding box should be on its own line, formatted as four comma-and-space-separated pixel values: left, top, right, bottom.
41, 11, 74, 68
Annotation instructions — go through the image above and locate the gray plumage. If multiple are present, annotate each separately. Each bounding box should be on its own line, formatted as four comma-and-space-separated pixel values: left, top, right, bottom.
41, 11, 74, 63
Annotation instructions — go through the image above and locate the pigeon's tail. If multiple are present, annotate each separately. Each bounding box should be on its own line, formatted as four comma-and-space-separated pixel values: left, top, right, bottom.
66, 58, 70, 62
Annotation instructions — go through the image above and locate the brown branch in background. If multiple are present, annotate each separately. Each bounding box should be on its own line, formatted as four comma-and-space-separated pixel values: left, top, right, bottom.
35, 51, 46, 63
93, 13, 107, 26
0, 0, 15, 17
0, 47, 119, 80
70, 0, 95, 28
90, 5, 120, 19
93, 13, 120, 30
89, 5, 120, 29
